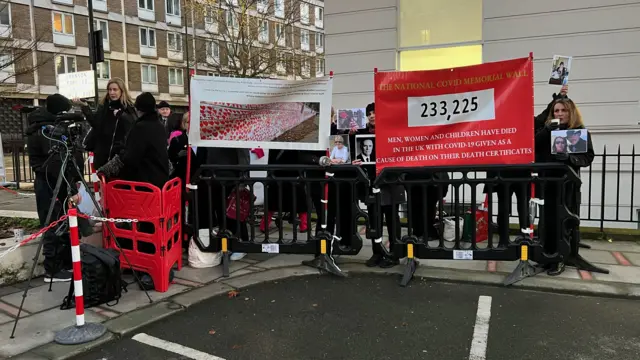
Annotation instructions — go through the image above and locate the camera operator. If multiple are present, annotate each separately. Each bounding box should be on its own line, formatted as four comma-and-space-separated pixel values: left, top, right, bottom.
26, 94, 85, 283
73, 78, 135, 170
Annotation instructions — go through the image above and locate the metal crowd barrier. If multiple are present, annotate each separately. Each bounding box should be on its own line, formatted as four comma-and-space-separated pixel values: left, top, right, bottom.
188, 164, 370, 277
187, 163, 609, 286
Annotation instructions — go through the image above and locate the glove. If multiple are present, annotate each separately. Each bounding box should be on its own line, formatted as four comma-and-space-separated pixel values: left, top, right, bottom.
178, 149, 188, 157
545, 121, 560, 132
97, 154, 124, 179
553, 153, 569, 162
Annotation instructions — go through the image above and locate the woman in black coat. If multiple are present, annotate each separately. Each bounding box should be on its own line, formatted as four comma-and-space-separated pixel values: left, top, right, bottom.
97, 92, 169, 190
534, 96, 594, 276
484, 85, 569, 244
74, 78, 136, 170
167, 112, 197, 186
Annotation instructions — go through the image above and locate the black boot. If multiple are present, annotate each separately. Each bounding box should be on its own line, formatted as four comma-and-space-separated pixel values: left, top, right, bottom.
379, 256, 399, 269
365, 254, 383, 267
547, 261, 565, 276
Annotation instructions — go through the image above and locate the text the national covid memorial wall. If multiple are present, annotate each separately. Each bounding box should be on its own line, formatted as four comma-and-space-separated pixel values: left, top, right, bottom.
374, 57, 535, 171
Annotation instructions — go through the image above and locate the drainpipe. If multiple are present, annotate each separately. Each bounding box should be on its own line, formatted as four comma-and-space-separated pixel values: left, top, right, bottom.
121, 0, 129, 84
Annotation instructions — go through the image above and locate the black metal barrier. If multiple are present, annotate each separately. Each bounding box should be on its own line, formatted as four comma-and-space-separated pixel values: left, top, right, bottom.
189, 164, 370, 278
186, 163, 609, 287
371, 163, 609, 286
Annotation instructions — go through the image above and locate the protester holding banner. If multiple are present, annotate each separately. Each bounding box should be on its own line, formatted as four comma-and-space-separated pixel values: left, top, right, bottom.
352, 102, 406, 268
74, 78, 136, 170
534, 94, 594, 276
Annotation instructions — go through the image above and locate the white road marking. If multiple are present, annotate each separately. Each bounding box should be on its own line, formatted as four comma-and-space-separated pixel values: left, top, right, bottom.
132, 333, 226, 360
469, 295, 492, 360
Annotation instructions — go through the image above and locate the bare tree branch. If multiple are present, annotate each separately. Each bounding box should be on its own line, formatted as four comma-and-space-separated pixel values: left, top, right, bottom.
185, 0, 318, 79
0, 2, 57, 98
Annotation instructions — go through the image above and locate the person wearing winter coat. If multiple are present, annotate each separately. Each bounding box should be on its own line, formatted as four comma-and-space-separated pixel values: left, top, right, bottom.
73, 77, 136, 170
534, 95, 594, 276
167, 112, 196, 186
97, 92, 169, 189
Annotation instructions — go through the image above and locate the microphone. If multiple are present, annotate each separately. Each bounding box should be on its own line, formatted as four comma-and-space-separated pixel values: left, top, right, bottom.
318, 156, 331, 166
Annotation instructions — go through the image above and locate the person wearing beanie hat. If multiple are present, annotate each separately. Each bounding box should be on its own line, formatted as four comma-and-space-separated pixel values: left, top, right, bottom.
98, 92, 169, 189
46, 93, 72, 115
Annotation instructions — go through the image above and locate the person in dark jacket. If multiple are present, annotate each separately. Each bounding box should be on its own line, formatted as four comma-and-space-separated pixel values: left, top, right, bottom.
167, 112, 196, 186
97, 92, 169, 189
158, 101, 172, 133
566, 129, 588, 153
26, 93, 85, 282
73, 78, 136, 170
534, 96, 594, 276
484, 85, 569, 244
351, 103, 406, 268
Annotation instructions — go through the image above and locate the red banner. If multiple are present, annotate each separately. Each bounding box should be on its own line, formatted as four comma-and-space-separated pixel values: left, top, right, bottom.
374, 57, 534, 172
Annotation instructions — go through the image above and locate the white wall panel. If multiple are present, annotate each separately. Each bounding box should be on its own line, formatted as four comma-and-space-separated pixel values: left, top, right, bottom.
328, 51, 396, 75
532, 54, 640, 82
326, 30, 397, 55
484, 0, 640, 18
484, 4, 640, 41
324, 0, 395, 15
325, 8, 396, 34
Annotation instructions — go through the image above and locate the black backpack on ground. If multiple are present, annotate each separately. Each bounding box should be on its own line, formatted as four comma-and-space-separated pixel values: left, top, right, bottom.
60, 244, 127, 310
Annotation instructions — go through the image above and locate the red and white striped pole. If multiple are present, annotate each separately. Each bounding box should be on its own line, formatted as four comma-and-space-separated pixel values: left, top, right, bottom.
68, 208, 85, 326
54, 208, 107, 344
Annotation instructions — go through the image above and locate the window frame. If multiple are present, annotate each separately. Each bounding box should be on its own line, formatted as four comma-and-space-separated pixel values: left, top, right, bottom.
139, 27, 156, 48
300, 2, 309, 24
315, 32, 323, 48
259, 19, 269, 43
93, 19, 109, 41
96, 59, 111, 80
138, 0, 154, 11
141, 64, 157, 84
166, 0, 180, 16
168, 67, 184, 86
55, 54, 77, 76
0, 2, 11, 27
52, 11, 75, 35
207, 41, 219, 59
300, 29, 309, 49
167, 32, 183, 52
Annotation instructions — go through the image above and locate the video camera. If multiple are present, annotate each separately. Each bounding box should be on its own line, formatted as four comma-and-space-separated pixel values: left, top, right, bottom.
44, 111, 87, 145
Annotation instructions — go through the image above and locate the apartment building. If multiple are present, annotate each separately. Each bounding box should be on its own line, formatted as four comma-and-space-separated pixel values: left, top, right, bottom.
0, 0, 325, 124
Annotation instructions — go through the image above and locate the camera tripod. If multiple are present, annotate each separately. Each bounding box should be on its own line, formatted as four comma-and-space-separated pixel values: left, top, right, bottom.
9, 133, 153, 343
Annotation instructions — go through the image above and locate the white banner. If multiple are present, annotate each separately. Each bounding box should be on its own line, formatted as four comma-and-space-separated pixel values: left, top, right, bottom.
189, 76, 332, 150
58, 70, 96, 100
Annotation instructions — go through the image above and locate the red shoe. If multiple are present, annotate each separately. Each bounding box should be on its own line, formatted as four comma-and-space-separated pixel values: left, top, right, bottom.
299, 212, 308, 232
260, 212, 274, 233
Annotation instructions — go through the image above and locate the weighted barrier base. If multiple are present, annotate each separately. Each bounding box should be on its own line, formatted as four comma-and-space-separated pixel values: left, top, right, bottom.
566, 254, 609, 274
302, 255, 346, 278
54, 322, 107, 345
399, 258, 419, 287
578, 242, 591, 249
503, 260, 544, 286
222, 251, 231, 278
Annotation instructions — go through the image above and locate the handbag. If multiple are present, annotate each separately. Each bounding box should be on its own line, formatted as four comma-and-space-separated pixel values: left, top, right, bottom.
226, 186, 255, 222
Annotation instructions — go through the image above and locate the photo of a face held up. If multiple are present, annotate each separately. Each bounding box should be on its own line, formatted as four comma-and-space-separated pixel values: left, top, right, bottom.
328, 134, 351, 164
548, 55, 572, 86
551, 128, 588, 154
355, 134, 376, 165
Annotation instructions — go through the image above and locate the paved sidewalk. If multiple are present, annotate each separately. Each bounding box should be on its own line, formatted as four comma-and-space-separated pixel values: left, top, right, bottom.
0, 190, 38, 218
0, 235, 639, 359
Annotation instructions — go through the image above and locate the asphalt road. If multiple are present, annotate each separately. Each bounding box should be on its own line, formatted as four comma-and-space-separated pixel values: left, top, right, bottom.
72, 275, 640, 360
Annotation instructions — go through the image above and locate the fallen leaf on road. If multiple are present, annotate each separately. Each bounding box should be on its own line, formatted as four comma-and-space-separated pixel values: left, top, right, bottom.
209, 330, 216, 335
228, 290, 239, 298
232, 345, 242, 349
271, 300, 275, 303
312, 304, 318, 307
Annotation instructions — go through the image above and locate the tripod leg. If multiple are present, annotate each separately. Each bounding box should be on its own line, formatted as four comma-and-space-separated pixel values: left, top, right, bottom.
10, 169, 65, 338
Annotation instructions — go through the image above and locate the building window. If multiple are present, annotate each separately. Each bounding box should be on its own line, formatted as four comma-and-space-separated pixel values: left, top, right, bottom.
139, 27, 156, 48
141, 64, 157, 83
138, 0, 153, 10
315, 33, 323, 48
300, 29, 309, 51
315, 6, 323, 28
399, 0, 481, 48
55, 55, 77, 75
274, 0, 284, 18
398, 0, 482, 71
315, 58, 324, 77
259, 20, 269, 43
96, 60, 110, 79
0, 3, 11, 26
93, 19, 109, 41
52, 12, 74, 35
93, 0, 107, 12
257, 0, 268, 13
169, 68, 183, 86
206, 41, 219, 62
301, 58, 310, 77
300, 3, 309, 24
226, 11, 238, 31
276, 53, 286, 74
206, 71, 216, 76
166, 0, 180, 16
168, 32, 182, 52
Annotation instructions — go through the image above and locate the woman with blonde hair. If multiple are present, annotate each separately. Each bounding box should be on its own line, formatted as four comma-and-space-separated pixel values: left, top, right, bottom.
534, 94, 594, 276
73, 77, 136, 170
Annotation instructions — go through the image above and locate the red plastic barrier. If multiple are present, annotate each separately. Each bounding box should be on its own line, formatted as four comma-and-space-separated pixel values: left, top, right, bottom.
101, 178, 183, 292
